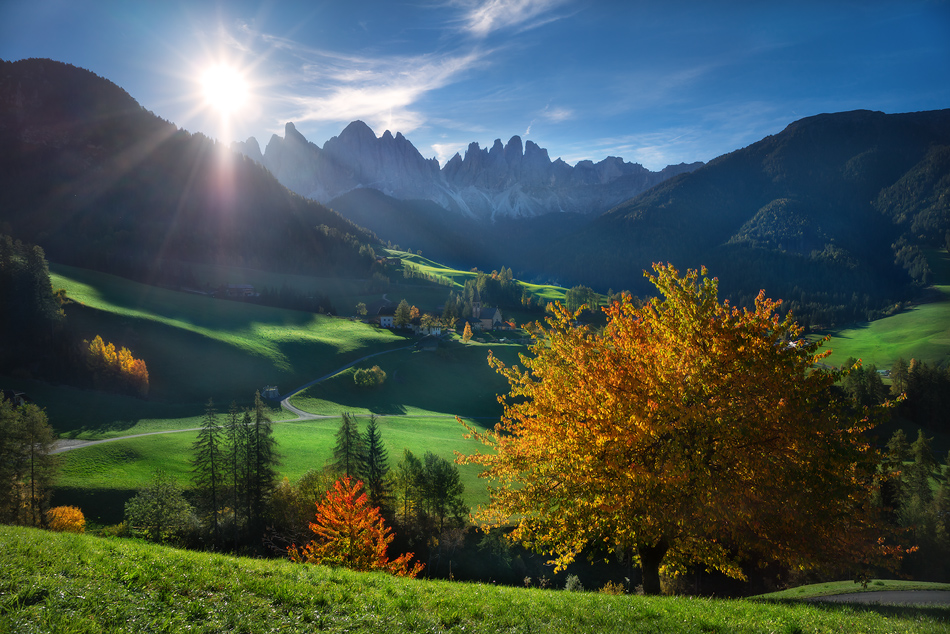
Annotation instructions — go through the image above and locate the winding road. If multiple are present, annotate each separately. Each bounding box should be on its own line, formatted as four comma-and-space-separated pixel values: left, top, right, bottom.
52, 344, 415, 454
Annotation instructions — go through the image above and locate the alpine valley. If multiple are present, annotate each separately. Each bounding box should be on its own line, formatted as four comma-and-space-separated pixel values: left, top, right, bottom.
3, 58, 950, 327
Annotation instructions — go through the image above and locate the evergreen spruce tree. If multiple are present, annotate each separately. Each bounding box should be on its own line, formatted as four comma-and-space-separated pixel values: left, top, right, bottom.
192, 398, 224, 545
223, 400, 247, 548
0, 400, 56, 526
906, 430, 939, 505
248, 391, 279, 536
331, 412, 365, 478
395, 449, 423, 530
361, 415, 392, 516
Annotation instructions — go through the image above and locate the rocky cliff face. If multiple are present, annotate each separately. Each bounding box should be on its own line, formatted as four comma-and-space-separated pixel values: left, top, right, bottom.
236, 121, 701, 220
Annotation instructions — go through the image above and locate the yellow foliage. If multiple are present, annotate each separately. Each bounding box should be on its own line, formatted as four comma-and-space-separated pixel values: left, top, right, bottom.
47, 506, 85, 533
459, 263, 900, 593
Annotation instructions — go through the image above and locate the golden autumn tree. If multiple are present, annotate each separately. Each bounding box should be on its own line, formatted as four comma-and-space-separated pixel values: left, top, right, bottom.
47, 505, 86, 533
84, 335, 148, 398
459, 263, 900, 594
462, 322, 473, 343
289, 477, 423, 578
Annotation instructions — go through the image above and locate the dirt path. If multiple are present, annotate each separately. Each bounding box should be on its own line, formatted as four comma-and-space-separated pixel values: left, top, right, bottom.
52, 344, 415, 454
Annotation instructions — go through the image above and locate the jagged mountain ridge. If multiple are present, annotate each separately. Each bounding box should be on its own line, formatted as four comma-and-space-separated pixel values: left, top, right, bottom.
235, 120, 702, 219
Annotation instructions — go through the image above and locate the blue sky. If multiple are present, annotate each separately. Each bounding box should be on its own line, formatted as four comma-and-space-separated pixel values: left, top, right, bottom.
2, 0, 948, 170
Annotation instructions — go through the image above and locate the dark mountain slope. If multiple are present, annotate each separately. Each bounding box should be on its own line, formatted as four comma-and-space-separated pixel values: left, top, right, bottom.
0, 58, 379, 282
549, 109, 950, 326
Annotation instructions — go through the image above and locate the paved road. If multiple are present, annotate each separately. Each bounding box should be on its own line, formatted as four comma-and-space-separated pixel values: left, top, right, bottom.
811, 590, 950, 605
52, 344, 415, 454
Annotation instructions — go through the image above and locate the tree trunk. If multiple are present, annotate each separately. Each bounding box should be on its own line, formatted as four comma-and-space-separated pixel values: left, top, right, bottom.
638, 541, 669, 595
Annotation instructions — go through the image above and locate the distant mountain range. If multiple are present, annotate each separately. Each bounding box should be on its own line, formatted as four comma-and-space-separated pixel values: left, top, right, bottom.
2, 58, 949, 329
234, 121, 701, 220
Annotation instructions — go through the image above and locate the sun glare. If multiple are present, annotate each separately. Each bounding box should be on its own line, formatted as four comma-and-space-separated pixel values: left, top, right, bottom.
200, 64, 248, 114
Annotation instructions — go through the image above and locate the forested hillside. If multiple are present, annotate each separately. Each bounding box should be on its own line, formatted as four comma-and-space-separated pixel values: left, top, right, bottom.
0, 59, 381, 284
547, 110, 950, 326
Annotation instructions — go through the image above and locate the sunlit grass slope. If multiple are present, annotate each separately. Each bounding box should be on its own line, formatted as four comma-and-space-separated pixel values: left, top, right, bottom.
48, 263, 407, 405
752, 579, 950, 600
819, 250, 950, 370
387, 248, 571, 302
3, 527, 947, 634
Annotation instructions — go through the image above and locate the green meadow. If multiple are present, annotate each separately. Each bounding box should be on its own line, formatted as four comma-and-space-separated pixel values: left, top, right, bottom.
54, 413, 492, 525
49, 263, 408, 408
3, 526, 948, 634
818, 250, 950, 370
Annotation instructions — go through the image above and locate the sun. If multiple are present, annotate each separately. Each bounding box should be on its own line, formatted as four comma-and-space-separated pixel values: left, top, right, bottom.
200, 64, 248, 114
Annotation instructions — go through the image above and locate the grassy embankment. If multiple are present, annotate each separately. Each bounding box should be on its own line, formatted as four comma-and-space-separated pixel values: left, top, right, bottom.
3, 526, 948, 634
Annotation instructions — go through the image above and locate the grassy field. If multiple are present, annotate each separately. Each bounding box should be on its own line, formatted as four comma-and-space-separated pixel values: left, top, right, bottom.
288, 340, 517, 418
47, 263, 408, 409
54, 413, 493, 525
752, 579, 950, 600
388, 249, 571, 303
3, 526, 947, 634
818, 250, 950, 370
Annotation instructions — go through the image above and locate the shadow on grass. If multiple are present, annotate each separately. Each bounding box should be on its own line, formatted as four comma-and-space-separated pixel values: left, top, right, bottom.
757, 598, 950, 620
52, 486, 136, 526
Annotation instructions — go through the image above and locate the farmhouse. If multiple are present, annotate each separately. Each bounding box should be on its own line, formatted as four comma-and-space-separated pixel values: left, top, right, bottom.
377, 306, 396, 328
261, 386, 280, 399
217, 284, 256, 298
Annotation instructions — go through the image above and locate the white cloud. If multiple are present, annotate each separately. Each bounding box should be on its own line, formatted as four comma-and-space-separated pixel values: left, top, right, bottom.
431, 142, 469, 164
463, 0, 571, 38
243, 27, 486, 137
540, 105, 573, 122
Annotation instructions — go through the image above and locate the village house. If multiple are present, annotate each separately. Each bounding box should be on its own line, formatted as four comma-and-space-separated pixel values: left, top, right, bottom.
377, 305, 396, 328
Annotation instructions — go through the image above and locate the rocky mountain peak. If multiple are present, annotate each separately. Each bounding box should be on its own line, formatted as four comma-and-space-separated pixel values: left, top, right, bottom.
236, 120, 703, 220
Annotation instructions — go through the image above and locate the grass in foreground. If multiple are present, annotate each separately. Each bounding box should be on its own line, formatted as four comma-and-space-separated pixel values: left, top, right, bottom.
3, 526, 948, 634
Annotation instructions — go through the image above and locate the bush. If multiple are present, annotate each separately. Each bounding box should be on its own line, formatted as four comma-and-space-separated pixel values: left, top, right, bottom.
354, 365, 387, 388
564, 574, 584, 592
599, 581, 625, 595
47, 506, 85, 533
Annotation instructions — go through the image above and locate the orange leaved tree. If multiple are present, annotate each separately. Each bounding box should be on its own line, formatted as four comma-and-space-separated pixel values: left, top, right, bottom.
459, 263, 901, 594
47, 505, 86, 533
289, 477, 423, 578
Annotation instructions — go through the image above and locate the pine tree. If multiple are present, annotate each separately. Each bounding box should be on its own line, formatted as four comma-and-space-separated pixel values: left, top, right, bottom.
0, 398, 56, 526
331, 412, 365, 478
394, 299, 411, 328
395, 449, 423, 530
248, 391, 279, 536
906, 430, 938, 505
361, 415, 391, 516
223, 400, 247, 549
192, 398, 224, 545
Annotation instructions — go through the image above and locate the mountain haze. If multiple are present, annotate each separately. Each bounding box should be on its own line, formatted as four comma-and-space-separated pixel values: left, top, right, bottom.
0, 58, 380, 282
236, 120, 701, 220
548, 109, 950, 325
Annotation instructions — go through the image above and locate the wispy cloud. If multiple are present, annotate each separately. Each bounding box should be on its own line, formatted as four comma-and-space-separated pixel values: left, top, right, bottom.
243, 27, 487, 137
462, 0, 571, 38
